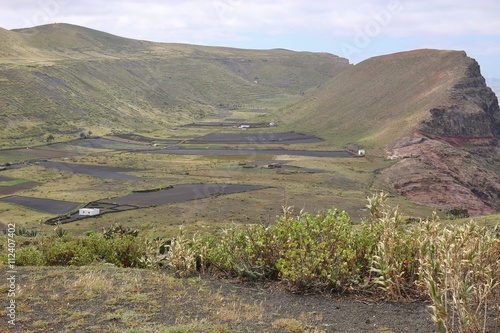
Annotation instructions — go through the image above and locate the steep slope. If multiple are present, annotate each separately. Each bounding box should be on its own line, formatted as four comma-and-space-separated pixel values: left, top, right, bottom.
280, 49, 481, 148
281, 49, 500, 215
0, 27, 31, 60
0, 23, 350, 142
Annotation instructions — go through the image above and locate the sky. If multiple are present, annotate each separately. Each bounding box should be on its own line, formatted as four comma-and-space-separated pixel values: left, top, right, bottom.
1, 0, 500, 81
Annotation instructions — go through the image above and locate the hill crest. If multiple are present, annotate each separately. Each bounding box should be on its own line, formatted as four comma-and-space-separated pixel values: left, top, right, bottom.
279, 48, 488, 148
0, 23, 351, 143
278, 48, 500, 215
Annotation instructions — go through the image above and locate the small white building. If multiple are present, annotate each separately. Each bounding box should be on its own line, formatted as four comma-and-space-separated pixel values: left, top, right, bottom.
239, 124, 250, 129
358, 149, 366, 156
79, 208, 100, 216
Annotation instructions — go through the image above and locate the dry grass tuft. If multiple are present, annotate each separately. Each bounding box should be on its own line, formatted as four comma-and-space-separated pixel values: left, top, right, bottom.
272, 318, 305, 332
69, 269, 114, 293
214, 301, 264, 322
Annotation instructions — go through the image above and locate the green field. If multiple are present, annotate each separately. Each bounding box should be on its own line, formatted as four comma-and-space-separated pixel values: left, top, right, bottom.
0, 150, 45, 164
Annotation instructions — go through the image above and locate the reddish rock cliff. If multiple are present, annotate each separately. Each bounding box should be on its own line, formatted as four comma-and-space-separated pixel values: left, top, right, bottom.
383, 55, 500, 215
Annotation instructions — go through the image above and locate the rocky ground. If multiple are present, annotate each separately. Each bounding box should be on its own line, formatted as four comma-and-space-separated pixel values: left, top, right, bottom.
2, 266, 439, 333
383, 133, 500, 216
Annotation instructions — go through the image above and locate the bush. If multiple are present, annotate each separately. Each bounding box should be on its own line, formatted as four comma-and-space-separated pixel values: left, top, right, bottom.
16, 246, 45, 266
275, 208, 357, 292
203, 207, 362, 292
163, 228, 199, 277
41, 237, 95, 266
14, 228, 156, 268
16, 227, 38, 237
204, 221, 282, 280
105, 235, 148, 267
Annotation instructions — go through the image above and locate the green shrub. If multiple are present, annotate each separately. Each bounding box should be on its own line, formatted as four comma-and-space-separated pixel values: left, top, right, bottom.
14, 228, 155, 268
16, 227, 38, 238
41, 237, 95, 266
54, 226, 68, 238
204, 207, 360, 292
16, 246, 45, 266
276, 208, 357, 292
82, 231, 151, 268
204, 221, 282, 280
105, 235, 147, 268
163, 228, 199, 277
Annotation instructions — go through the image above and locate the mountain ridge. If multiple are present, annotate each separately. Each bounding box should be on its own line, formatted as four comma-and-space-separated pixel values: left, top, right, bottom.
0, 23, 351, 143
278, 49, 488, 148
277, 48, 500, 215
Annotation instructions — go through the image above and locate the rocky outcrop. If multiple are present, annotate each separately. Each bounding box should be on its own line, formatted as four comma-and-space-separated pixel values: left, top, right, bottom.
420, 56, 500, 139
384, 54, 500, 216
383, 135, 500, 215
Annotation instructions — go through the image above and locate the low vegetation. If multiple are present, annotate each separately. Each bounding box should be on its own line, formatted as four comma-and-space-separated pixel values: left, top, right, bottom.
0, 23, 351, 147
3, 193, 499, 332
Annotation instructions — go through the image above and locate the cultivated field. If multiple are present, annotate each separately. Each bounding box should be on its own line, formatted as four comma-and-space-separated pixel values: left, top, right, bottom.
0, 108, 426, 238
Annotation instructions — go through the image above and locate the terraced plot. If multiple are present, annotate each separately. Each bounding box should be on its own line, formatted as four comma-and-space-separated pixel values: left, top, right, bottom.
100, 183, 265, 206
0, 177, 39, 195
39, 161, 145, 180
188, 132, 322, 144
0, 195, 81, 215
148, 147, 352, 157
46, 183, 265, 224
66, 138, 155, 151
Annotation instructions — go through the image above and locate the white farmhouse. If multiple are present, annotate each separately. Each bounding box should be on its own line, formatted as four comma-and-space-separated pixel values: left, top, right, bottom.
358, 149, 366, 156
79, 208, 100, 216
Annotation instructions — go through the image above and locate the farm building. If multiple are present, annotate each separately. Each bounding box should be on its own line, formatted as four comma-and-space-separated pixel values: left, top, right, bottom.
358, 149, 366, 156
79, 208, 100, 216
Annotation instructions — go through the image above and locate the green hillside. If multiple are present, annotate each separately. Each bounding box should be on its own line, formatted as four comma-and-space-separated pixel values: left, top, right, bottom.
0, 23, 350, 145
277, 49, 474, 150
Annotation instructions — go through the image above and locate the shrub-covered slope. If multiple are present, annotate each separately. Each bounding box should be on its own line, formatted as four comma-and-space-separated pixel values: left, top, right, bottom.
0, 23, 350, 142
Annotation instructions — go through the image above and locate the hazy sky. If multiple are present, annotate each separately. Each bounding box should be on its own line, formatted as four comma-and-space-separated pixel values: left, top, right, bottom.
2, 0, 500, 79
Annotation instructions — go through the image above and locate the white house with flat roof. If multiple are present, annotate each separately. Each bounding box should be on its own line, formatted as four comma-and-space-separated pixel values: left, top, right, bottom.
79, 208, 100, 216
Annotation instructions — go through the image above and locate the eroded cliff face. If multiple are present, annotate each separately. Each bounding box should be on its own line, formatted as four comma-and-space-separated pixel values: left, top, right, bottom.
383, 55, 500, 215
419, 58, 500, 139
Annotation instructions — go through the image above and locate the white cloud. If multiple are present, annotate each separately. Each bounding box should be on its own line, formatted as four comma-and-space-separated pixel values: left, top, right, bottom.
2, 0, 499, 40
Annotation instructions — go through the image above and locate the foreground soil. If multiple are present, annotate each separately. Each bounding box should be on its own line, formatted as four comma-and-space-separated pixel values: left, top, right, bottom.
1, 266, 437, 333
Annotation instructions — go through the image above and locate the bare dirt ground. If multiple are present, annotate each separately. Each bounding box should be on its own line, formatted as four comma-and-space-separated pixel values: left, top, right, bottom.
0, 182, 38, 196
148, 148, 352, 157
189, 132, 323, 144
100, 184, 265, 207
0, 195, 81, 215
4, 266, 437, 333
38, 161, 144, 180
